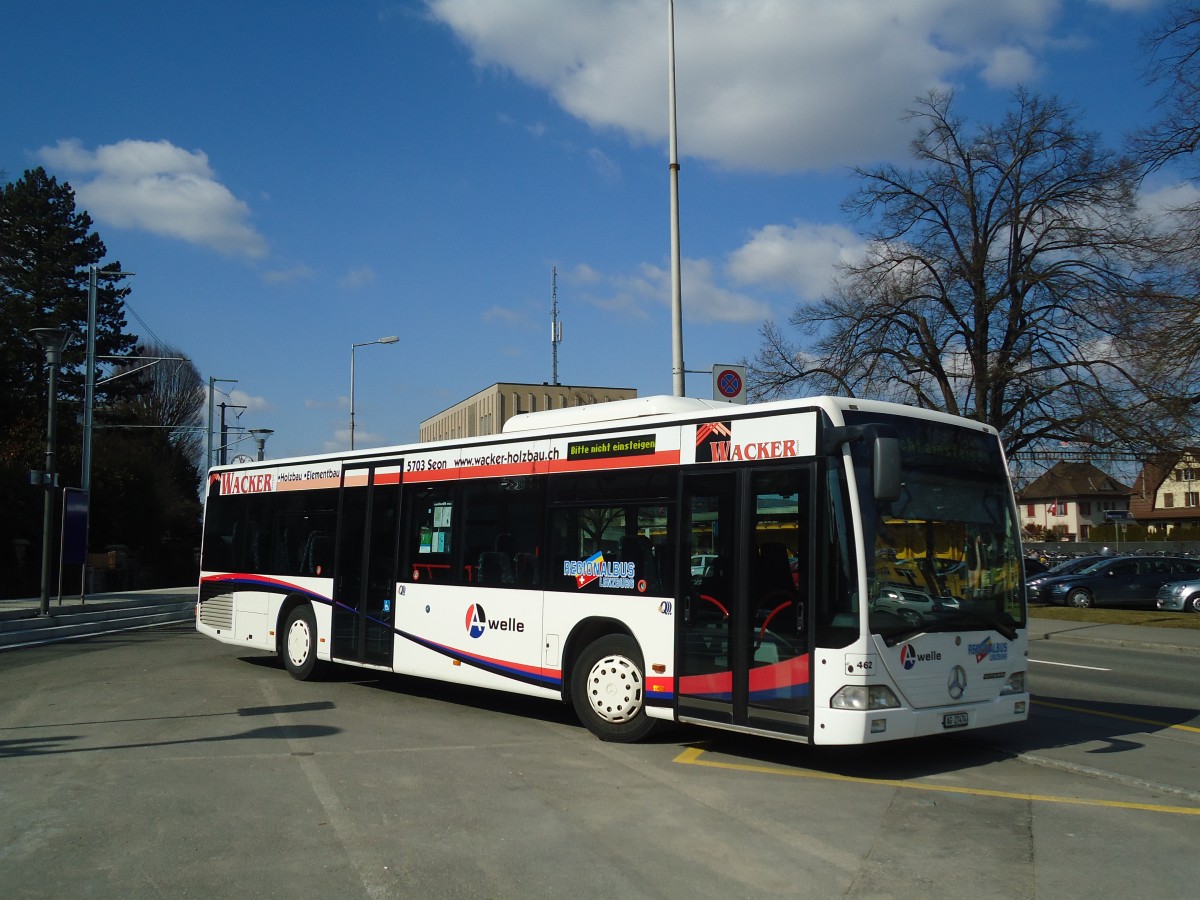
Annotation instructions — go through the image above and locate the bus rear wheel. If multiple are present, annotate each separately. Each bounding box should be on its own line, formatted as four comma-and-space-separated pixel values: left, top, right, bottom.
281, 604, 325, 681
571, 635, 660, 743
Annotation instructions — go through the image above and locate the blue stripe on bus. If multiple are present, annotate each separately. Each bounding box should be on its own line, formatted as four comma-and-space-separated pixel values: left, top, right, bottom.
201, 573, 331, 604
397, 630, 563, 690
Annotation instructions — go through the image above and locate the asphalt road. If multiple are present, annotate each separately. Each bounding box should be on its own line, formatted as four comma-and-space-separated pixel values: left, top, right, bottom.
1, 624, 1197, 899
992, 640, 1200, 799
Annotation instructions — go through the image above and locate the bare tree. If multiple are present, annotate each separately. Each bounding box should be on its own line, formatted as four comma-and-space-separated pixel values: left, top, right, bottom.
751, 89, 1195, 455
1138, 3, 1200, 176
1125, 4, 1200, 399
107, 342, 205, 474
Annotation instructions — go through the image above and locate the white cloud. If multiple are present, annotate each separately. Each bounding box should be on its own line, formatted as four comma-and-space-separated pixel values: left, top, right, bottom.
426, 0, 1090, 173
483, 305, 526, 325
728, 222, 866, 298
586, 147, 621, 183
264, 264, 316, 284
1138, 179, 1200, 221
38, 138, 268, 257
574, 257, 769, 325
566, 263, 603, 285
980, 45, 1040, 87
1089, 0, 1158, 10
340, 266, 376, 289
676, 259, 773, 324
228, 389, 271, 413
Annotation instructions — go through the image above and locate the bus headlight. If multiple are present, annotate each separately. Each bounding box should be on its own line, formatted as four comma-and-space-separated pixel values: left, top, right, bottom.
831, 684, 900, 710
1000, 671, 1025, 695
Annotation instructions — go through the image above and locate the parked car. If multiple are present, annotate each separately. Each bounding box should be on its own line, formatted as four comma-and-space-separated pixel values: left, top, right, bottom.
1156, 579, 1200, 613
690, 554, 718, 578
1025, 555, 1109, 604
1041, 556, 1200, 609
872, 585, 960, 626
1023, 556, 1051, 577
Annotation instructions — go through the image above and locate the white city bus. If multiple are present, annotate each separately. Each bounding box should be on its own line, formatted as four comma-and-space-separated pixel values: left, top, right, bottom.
197, 395, 1028, 745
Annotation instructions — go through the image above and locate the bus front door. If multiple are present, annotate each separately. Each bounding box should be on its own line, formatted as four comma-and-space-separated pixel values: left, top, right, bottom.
331, 463, 402, 668
678, 467, 812, 738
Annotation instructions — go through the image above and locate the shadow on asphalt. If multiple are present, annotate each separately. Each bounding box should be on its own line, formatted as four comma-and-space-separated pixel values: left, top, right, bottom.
230, 650, 1199, 781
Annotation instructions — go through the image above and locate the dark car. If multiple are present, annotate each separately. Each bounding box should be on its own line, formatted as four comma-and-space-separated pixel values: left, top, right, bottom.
1041, 555, 1200, 609
1025, 554, 1109, 604
1023, 556, 1051, 577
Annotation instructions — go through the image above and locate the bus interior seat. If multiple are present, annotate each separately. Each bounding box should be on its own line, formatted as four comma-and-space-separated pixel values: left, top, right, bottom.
477, 550, 514, 585
619, 534, 659, 592
300, 532, 332, 576
513, 552, 536, 586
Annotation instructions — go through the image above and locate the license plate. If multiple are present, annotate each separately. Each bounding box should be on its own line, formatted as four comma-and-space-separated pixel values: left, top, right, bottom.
942, 712, 969, 729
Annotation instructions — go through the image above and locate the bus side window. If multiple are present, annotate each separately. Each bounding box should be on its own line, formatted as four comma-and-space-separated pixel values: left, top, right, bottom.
461, 478, 545, 589
402, 486, 457, 583
201, 499, 237, 572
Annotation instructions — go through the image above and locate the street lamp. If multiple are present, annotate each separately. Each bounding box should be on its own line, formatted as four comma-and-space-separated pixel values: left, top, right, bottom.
30, 327, 73, 617
249, 428, 274, 461
350, 335, 398, 450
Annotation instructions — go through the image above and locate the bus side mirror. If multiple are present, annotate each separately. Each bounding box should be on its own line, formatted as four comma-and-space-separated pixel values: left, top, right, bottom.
872, 435, 901, 502
824, 423, 901, 503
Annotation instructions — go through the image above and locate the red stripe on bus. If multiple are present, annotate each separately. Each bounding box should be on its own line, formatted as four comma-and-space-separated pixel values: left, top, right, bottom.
403, 450, 681, 483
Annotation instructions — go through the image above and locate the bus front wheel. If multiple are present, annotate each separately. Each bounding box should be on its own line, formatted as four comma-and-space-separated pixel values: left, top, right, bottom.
281, 604, 325, 681
571, 634, 660, 743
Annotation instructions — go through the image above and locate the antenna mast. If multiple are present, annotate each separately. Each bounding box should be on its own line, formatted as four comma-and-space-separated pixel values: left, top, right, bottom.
551, 266, 562, 385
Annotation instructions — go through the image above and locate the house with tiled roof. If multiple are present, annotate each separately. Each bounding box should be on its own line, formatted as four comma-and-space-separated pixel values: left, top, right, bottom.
1129, 449, 1200, 534
1017, 460, 1130, 542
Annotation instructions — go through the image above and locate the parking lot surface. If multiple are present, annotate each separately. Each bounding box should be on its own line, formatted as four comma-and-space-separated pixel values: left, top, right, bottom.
2, 623, 1198, 899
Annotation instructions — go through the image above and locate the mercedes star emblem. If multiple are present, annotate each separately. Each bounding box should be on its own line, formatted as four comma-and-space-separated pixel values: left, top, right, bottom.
948, 665, 967, 700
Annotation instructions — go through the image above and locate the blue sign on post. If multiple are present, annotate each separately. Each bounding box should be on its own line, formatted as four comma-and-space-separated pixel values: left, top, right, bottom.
61, 487, 89, 566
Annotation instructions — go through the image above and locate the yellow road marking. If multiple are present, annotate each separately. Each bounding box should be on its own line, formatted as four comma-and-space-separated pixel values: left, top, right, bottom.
1033, 699, 1200, 734
673, 745, 1200, 816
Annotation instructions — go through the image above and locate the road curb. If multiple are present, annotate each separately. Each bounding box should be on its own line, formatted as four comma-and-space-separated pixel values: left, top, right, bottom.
0, 590, 195, 651
1030, 628, 1200, 656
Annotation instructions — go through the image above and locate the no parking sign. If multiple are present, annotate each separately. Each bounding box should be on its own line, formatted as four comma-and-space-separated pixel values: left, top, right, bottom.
712, 364, 746, 404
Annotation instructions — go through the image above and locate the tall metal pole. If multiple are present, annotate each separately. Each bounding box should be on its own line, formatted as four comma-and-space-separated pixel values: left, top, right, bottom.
551, 266, 561, 386
207, 377, 214, 469
40, 351, 60, 615
32, 328, 71, 617
83, 266, 96, 498
350, 347, 357, 450
350, 336, 399, 450
668, 0, 685, 397
207, 377, 237, 469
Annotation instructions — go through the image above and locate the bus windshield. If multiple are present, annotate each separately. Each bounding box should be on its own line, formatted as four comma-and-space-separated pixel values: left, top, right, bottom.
843, 412, 1025, 643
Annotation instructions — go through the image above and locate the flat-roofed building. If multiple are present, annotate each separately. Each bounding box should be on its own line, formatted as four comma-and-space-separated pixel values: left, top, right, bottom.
419, 382, 638, 443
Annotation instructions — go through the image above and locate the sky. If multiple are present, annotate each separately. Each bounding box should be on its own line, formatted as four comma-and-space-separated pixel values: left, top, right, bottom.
2, 0, 1182, 462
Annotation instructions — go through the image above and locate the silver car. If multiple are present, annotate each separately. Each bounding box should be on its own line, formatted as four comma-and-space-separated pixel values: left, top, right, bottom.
1156, 579, 1200, 613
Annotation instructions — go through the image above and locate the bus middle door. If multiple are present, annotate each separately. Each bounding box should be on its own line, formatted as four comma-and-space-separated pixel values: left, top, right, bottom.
331, 462, 402, 668
678, 466, 812, 738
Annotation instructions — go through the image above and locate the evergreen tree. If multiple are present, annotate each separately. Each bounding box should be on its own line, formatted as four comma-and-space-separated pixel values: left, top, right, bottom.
0, 168, 138, 597
0, 167, 136, 420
